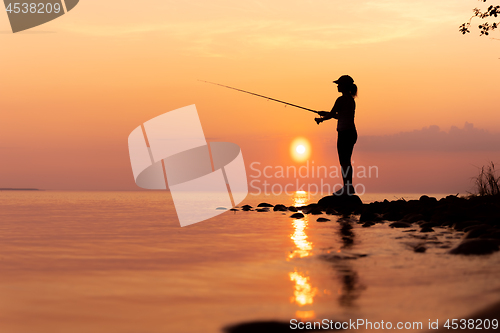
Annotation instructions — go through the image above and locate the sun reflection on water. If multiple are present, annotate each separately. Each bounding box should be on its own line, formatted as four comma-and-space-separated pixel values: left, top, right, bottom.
289, 218, 312, 259
296, 310, 316, 320
293, 190, 309, 207
289, 191, 313, 259
289, 271, 318, 306
288, 191, 317, 307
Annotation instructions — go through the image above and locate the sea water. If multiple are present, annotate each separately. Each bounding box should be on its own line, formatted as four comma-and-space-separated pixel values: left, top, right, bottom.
0, 191, 499, 333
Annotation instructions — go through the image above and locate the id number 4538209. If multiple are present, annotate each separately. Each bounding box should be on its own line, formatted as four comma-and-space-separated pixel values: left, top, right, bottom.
6, 3, 62, 14
444, 319, 498, 330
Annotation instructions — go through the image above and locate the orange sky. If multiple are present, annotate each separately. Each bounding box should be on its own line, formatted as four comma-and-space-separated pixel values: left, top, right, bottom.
1, 0, 499, 193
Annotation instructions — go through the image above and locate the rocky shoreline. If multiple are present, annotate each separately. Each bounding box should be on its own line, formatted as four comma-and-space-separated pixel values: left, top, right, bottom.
237, 194, 500, 256
224, 193, 500, 332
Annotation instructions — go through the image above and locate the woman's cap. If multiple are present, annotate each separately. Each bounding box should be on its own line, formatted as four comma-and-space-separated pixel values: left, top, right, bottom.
333, 75, 354, 85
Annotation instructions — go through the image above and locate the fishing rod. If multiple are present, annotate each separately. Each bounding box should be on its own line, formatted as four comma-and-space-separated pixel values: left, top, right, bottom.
199, 80, 319, 114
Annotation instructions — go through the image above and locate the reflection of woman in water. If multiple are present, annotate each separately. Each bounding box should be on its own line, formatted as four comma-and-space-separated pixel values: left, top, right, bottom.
315, 75, 358, 195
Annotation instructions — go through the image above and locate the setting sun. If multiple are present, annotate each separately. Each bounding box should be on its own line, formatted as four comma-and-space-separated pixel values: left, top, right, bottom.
290, 138, 311, 162
296, 145, 306, 154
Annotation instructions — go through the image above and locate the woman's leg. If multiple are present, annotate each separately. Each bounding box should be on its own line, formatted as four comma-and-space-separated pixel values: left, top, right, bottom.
337, 129, 358, 191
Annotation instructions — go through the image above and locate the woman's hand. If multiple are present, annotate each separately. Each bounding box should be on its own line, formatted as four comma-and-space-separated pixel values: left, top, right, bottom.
314, 117, 324, 125
317, 111, 330, 117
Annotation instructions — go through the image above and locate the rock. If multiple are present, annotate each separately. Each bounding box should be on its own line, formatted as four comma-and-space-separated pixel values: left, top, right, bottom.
316, 218, 330, 222
257, 203, 274, 208
300, 204, 324, 215
256, 208, 269, 212
449, 239, 500, 255
241, 205, 252, 211
325, 208, 340, 215
362, 222, 374, 227
290, 213, 305, 219
403, 213, 425, 223
419, 195, 438, 204
420, 226, 434, 233
359, 211, 381, 222
382, 210, 404, 221
389, 221, 413, 228
273, 204, 288, 212
308, 208, 323, 215
453, 220, 480, 231
464, 226, 492, 239
300, 204, 319, 214
440, 194, 463, 204
288, 206, 298, 212
418, 221, 439, 228
317, 194, 363, 213
430, 212, 453, 226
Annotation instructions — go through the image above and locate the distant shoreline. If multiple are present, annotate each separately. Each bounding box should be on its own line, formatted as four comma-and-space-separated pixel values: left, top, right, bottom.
0, 188, 41, 191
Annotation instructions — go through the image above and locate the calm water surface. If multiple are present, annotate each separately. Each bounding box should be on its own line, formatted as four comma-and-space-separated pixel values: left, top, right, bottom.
0, 191, 499, 333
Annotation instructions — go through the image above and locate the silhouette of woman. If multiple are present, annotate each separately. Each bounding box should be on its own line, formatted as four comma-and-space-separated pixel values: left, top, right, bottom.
315, 75, 358, 195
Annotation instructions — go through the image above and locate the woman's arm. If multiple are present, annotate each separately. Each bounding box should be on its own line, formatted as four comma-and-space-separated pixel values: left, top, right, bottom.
315, 98, 340, 124
317, 110, 337, 119
329, 97, 342, 119
315, 110, 337, 124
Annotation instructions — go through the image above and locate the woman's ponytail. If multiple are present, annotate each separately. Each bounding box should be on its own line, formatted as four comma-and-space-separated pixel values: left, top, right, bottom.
350, 84, 358, 98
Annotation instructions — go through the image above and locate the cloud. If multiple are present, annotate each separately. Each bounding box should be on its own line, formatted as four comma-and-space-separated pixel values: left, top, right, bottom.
59, 0, 466, 54
356, 122, 500, 151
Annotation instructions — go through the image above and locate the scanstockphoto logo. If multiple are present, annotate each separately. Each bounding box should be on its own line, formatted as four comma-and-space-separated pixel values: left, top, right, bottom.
128, 105, 248, 227
4, 0, 79, 33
